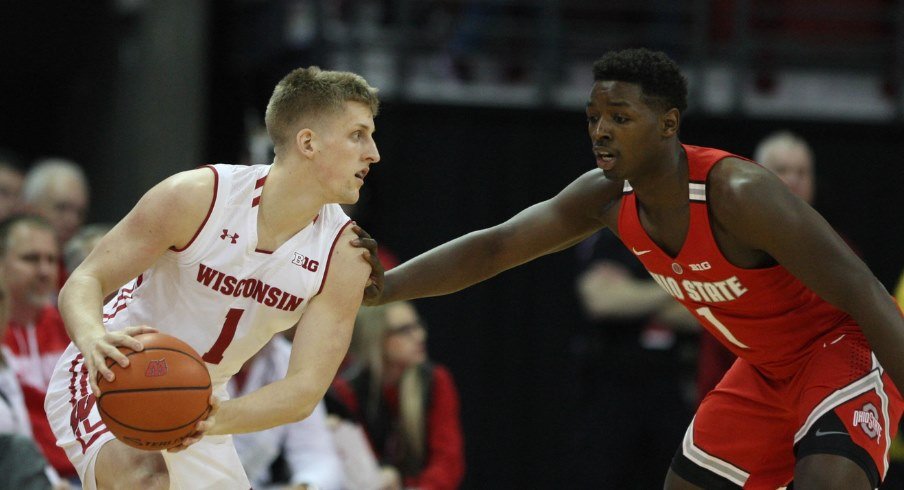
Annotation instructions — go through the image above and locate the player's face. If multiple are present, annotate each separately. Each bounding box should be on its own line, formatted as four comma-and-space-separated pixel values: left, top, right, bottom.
585, 81, 668, 181
314, 102, 380, 205
0, 223, 58, 308
383, 302, 427, 368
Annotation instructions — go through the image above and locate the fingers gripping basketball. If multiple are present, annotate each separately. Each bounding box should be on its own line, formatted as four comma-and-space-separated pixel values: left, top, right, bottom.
97, 333, 212, 450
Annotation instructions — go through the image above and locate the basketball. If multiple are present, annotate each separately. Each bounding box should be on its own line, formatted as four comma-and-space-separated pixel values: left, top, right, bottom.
97, 332, 212, 450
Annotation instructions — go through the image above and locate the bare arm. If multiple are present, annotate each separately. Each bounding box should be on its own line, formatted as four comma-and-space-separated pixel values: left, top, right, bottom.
379, 170, 620, 304
710, 159, 904, 388
576, 261, 673, 318
209, 226, 369, 434
59, 168, 214, 393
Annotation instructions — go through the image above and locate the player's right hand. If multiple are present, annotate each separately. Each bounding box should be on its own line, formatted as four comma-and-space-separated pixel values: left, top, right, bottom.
350, 223, 385, 306
168, 394, 220, 453
83, 325, 158, 395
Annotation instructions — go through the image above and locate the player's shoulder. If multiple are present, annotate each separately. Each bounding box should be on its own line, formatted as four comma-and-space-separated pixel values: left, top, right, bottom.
321, 224, 369, 287
558, 169, 623, 213
155, 166, 217, 199
707, 157, 784, 207
707, 157, 797, 233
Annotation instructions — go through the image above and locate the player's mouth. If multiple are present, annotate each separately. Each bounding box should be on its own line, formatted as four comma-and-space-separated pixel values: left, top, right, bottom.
594, 148, 616, 170
354, 168, 369, 183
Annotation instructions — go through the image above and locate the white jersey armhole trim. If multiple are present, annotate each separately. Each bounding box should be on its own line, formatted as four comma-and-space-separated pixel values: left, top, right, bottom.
170, 165, 219, 253
315, 220, 354, 296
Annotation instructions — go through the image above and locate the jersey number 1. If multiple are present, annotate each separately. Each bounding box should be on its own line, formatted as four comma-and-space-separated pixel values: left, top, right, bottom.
202, 308, 244, 364
695, 306, 749, 349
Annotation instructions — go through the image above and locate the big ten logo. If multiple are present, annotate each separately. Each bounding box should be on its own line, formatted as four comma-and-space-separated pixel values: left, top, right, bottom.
689, 261, 712, 272
292, 252, 319, 272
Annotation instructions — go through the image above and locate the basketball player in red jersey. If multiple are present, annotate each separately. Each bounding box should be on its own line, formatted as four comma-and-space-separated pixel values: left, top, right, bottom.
358, 49, 904, 489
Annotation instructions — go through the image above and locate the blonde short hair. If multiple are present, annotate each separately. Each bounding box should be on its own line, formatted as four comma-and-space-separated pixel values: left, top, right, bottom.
264, 66, 380, 153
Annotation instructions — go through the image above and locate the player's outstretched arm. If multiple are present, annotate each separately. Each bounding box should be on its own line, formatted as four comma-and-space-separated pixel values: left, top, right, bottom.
375, 169, 620, 304
59, 167, 216, 394
709, 159, 904, 389
208, 225, 369, 435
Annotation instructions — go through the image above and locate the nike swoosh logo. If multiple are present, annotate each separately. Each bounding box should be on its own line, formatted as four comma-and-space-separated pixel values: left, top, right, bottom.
815, 429, 849, 437
632, 247, 652, 256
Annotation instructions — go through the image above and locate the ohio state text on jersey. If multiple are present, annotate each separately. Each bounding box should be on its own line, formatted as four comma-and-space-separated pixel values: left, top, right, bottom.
617, 145, 852, 379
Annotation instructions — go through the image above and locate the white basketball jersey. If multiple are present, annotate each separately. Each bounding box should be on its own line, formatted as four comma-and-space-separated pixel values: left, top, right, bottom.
102, 164, 352, 385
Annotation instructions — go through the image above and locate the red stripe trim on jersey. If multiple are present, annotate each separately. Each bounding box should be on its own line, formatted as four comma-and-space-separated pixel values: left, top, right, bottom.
255, 176, 267, 189
313, 214, 319, 224
102, 303, 128, 320
67, 354, 110, 453
171, 165, 219, 252
251, 195, 261, 207
317, 220, 354, 296
254, 248, 274, 255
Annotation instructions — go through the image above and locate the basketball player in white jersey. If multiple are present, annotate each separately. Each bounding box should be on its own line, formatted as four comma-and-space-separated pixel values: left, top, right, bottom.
43, 67, 381, 489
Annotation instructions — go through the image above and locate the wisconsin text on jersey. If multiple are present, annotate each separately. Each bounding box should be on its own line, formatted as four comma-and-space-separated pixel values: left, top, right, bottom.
649, 272, 748, 304
195, 263, 304, 311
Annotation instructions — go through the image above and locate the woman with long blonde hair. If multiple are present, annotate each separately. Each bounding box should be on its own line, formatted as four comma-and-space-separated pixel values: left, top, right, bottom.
331, 301, 465, 490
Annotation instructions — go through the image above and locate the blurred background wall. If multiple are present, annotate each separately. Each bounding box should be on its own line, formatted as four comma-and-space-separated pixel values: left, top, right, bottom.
2, 1, 902, 487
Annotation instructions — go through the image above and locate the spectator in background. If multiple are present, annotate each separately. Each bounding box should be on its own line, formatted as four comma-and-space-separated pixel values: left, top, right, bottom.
753, 130, 815, 203
0, 150, 25, 220
22, 158, 90, 246
62, 223, 112, 277
0, 216, 76, 481
697, 130, 819, 400
329, 302, 465, 490
229, 333, 345, 490
571, 230, 697, 487
0, 277, 65, 490
22, 158, 90, 289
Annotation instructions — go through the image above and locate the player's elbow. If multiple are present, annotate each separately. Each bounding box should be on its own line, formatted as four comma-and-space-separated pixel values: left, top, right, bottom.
286, 393, 317, 423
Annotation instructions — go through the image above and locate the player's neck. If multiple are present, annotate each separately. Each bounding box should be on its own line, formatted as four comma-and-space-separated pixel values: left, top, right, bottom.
258, 161, 322, 237
631, 143, 688, 209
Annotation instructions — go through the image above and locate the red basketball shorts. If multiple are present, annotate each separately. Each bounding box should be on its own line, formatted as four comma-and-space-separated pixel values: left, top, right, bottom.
678, 329, 903, 489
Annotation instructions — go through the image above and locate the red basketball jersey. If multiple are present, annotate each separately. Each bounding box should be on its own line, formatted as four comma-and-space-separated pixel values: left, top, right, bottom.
617, 144, 852, 379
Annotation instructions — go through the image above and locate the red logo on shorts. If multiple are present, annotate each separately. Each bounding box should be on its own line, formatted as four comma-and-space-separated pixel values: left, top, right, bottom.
145, 359, 168, 377
852, 403, 882, 441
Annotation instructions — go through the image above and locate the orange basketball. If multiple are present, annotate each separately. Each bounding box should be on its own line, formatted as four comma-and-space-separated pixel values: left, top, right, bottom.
97, 332, 212, 450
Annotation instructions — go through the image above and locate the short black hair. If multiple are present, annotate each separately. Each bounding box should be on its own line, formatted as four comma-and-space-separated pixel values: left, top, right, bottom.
592, 48, 688, 114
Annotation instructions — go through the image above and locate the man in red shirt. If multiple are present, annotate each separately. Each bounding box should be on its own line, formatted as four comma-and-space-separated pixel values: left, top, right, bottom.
357, 48, 904, 489
0, 215, 76, 479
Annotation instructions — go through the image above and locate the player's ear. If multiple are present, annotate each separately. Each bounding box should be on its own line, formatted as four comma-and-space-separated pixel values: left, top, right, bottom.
295, 128, 316, 158
661, 108, 680, 138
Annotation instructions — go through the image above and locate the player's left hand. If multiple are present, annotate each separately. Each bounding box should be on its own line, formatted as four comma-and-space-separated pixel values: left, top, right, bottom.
167, 394, 220, 452
350, 223, 385, 305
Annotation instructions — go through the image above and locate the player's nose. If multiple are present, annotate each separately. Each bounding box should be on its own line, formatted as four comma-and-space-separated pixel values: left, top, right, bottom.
364, 140, 380, 164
